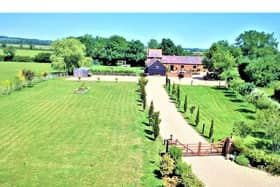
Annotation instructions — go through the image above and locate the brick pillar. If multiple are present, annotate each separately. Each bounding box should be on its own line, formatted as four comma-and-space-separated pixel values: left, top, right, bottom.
222, 137, 233, 158
197, 142, 202, 156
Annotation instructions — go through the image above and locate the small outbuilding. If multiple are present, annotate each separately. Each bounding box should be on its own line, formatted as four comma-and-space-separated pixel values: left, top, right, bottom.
73, 67, 91, 78
144, 60, 166, 76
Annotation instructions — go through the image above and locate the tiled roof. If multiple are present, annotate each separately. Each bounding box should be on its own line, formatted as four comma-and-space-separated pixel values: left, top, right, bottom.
147, 49, 162, 58
146, 59, 158, 67
162, 56, 203, 65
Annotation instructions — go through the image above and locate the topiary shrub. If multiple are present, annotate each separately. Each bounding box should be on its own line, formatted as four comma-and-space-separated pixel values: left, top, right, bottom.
169, 146, 183, 162
235, 154, 250, 166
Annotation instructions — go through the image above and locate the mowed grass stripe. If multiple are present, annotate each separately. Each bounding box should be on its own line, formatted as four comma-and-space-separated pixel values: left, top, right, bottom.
0, 82, 75, 160
0, 80, 161, 186
180, 86, 255, 141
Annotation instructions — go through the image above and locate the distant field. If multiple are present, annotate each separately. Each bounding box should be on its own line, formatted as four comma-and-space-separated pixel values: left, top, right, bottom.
0, 80, 162, 186
179, 86, 256, 141
0, 62, 51, 81
0, 48, 52, 57
4, 44, 51, 50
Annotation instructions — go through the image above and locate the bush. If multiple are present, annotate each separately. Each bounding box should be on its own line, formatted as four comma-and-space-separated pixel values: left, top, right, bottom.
239, 82, 255, 96
233, 121, 252, 138
175, 160, 190, 176
163, 176, 181, 187
159, 153, 175, 177
246, 149, 267, 167
169, 146, 183, 162
12, 56, 34, 62
34, 52, 51, 63
0, 55, 4, 61
266, 157, 280, 176
235, 154, 250, 166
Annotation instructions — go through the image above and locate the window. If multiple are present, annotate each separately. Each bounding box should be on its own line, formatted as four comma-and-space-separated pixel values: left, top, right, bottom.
170, 65, 174, 71
181, 65, 184, 69
193, 65, 196, 69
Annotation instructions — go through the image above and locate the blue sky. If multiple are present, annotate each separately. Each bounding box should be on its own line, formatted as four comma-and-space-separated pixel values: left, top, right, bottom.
1, 13, 280, 48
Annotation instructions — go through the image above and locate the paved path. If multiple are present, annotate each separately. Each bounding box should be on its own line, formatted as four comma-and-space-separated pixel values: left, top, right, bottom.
145, 76, 280, 187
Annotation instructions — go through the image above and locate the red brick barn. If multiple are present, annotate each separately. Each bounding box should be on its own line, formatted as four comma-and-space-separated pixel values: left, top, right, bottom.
145, 49, 205, 77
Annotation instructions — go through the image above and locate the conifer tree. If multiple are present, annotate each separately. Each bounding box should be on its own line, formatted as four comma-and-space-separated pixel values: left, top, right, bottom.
183, 95, 188, 113
148, 101, 154, 119
195, 107, 200, 126
209, 120, 214, 138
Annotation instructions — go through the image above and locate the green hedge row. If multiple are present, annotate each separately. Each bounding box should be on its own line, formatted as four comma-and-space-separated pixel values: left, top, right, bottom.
0, 52, 51, 63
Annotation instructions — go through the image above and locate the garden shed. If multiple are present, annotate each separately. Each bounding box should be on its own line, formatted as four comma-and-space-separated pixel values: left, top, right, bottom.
73, 67, 91, 78
144, 60, 166, 76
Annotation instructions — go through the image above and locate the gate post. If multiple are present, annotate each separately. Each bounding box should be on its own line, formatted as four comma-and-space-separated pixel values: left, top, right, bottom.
197, 142, 202, 156
222, 137, 233, 158
165, 139, 169, 153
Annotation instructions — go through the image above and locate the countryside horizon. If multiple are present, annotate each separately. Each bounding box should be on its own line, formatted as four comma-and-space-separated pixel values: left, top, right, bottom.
0, 12, 279, 187
1, 13, 280, 49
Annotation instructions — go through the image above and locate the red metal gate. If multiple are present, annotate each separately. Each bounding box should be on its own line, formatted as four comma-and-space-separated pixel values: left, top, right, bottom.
166, 139, 225, 156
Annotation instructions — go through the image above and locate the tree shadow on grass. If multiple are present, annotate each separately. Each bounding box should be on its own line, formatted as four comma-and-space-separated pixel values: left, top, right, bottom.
224, 93, 237, 98
236, 108, 255, 114
145, 135, 155, 141
246, 115, 256, 120
212, 86, 227, 90
230, 99, 244, 103
153, 170, 162, 179
142, 121, 150, 127
144, 129, 153, 135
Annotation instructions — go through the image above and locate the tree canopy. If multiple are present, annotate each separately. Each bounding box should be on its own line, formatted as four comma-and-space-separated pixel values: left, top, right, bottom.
204, 31, 280, 87
148, 39, 160, 49
236, 30, 280, 86
203, 40, 239, 79
50, 38, 91, 73
78, 34, 145, 66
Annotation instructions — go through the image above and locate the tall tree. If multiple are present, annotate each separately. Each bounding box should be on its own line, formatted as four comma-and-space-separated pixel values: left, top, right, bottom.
78, 34, 95, 57
50, 38, 91, 73
236, 30, 278, 58
126, 40, 145, 66
236, 30, 279, 85
160, 38, 177, 55
203, 41, 238, 75
148, 39, 160, 49
104, 35, 128, 65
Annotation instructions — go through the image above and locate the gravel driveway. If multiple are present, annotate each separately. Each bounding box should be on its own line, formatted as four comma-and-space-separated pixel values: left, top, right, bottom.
145, 76, 280, 187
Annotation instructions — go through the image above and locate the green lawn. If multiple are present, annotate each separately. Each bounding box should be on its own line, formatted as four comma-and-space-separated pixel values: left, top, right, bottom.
258, 87, 274, 97
0, 80, 162, 186
0, 62, 52, 81
178, 86, 256, 141
0, 48, 52, 57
